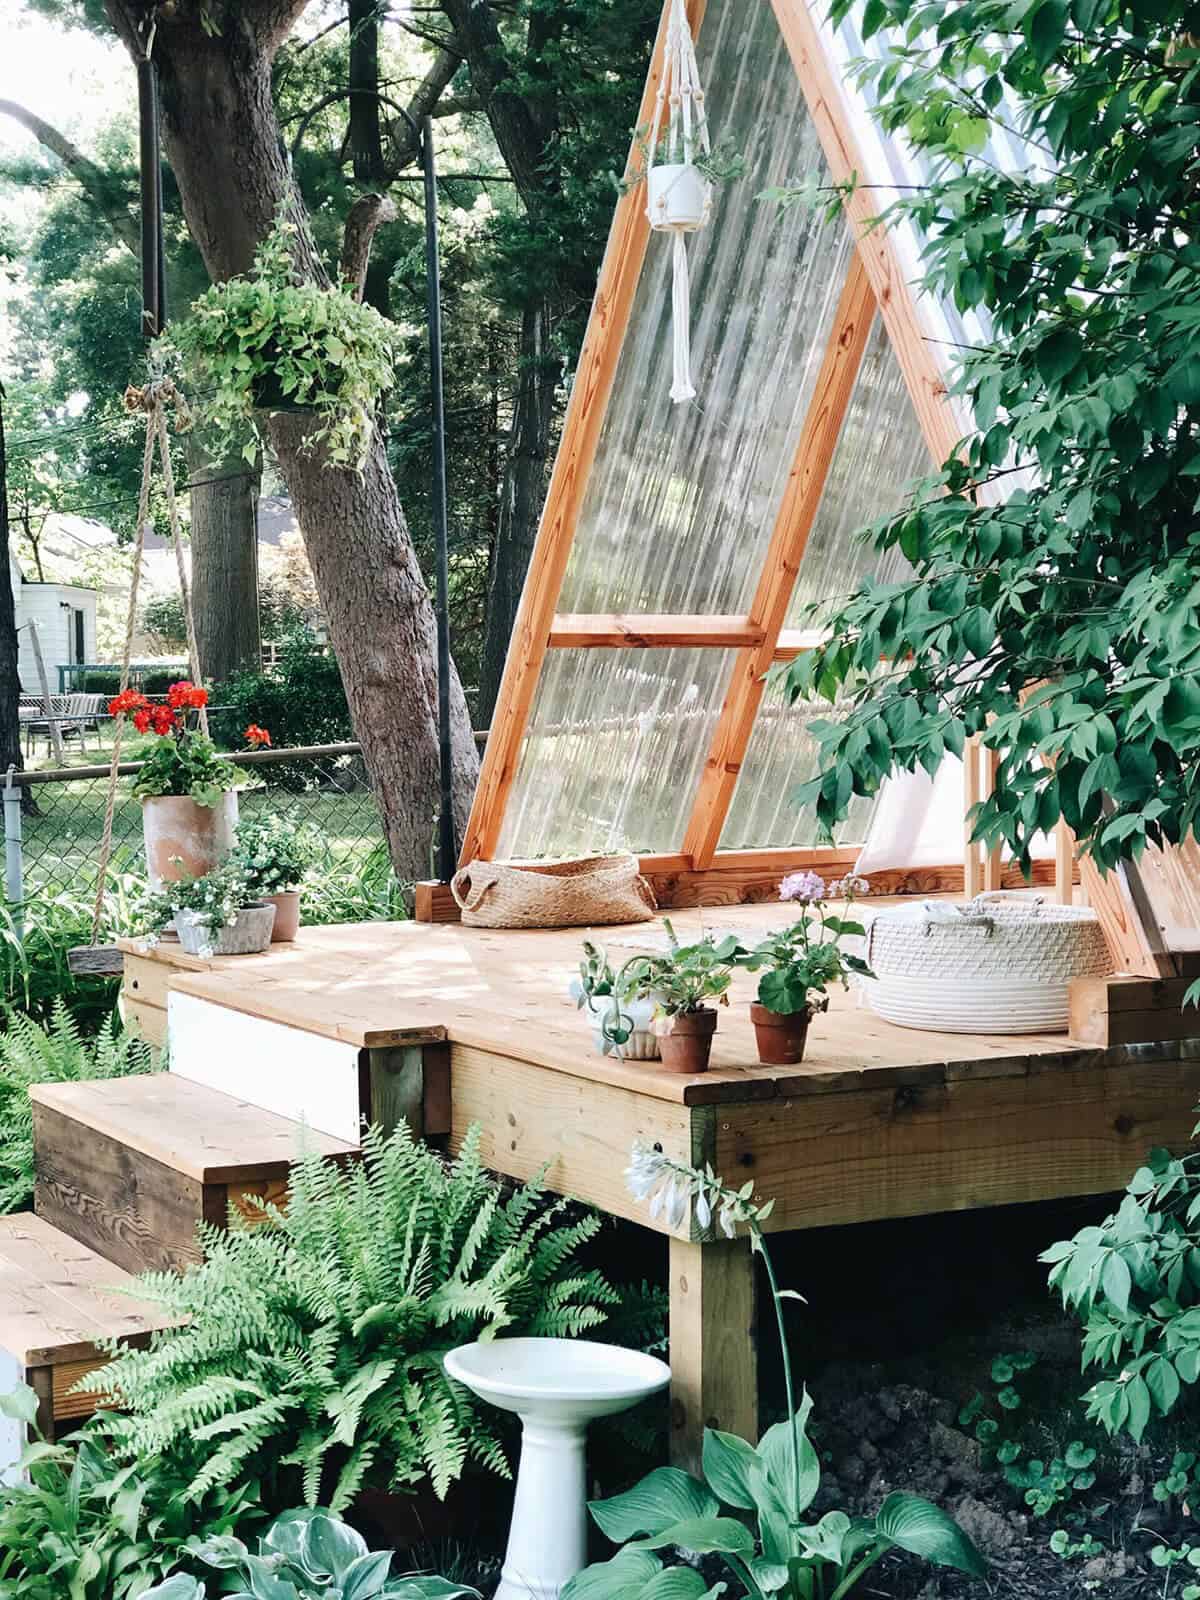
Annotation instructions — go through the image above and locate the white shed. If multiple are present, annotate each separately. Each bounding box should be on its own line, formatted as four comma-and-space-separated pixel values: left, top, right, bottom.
9, 554, 98, 694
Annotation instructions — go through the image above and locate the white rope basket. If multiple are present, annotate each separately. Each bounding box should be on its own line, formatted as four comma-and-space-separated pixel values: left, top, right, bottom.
862, 892, 1112, 1034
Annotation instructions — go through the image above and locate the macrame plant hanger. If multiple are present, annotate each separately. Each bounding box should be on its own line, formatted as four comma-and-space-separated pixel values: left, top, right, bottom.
70, 15, 207, 975
645, 0, 712, 404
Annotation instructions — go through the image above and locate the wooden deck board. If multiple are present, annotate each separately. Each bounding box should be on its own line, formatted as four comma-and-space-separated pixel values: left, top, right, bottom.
0, 1214, 175, 1367
119, 904, 1149, 1106
27, 1076, 357, 1184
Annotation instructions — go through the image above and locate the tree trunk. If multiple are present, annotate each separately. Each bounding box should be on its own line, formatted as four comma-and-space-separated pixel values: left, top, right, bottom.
187, 435, 263, 684
477, 298, 559, 724
0, 387, 24, 795
348, 0, 385, 184
105, 3, 477, 883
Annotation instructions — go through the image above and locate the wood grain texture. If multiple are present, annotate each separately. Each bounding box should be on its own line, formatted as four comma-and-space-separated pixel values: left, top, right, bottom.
1069, 974, 1200, 1047
0, 1213, 175, 1368
714, 1056, 1200, 1232
1081, 856, 1178, 980
669, 1236, 758, 1472
459, 0, 706, 866
684, 259, 877, 868
124, 995, 167, 1048
548, 614, 765, 649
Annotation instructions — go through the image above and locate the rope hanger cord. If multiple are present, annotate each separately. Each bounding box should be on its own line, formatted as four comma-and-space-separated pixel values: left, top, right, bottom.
88, 379, 204, 945
646, 0, 712, 405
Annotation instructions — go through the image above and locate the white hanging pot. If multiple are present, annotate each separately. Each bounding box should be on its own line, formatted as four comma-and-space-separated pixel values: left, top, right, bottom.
647, 163, 711, 232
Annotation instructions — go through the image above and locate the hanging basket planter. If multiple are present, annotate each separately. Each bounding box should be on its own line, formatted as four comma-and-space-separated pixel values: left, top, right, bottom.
646, 163, 711, 231
645, 0, 714, 405
250, 369, 317, 415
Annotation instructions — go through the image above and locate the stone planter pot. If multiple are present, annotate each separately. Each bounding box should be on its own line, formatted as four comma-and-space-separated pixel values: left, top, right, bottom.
175, 901, 275, 959
655, 1007, 717, 1074
265, 889, 301, 942
750, 1001, 811, 1065
142, 793, 238, 887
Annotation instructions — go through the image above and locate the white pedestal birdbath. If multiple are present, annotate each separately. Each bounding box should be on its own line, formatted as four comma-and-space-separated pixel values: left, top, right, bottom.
445, 1338, 671, 1600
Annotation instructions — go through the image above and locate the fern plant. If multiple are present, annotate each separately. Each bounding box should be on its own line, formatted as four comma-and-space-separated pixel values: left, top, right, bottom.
85, 1124, 624, 1511
0, 1002, 159, 1213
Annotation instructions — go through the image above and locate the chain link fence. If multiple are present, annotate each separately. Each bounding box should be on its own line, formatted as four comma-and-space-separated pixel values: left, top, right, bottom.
3, 744, 390, 904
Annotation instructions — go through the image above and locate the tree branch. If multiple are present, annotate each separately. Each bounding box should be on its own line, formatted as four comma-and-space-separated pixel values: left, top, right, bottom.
381, 45, 462, 176
0, 99, 139, 256
340, 191, 398, 299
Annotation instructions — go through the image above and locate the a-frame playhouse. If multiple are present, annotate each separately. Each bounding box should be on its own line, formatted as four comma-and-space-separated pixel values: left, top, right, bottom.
91, 0, 1200, 1477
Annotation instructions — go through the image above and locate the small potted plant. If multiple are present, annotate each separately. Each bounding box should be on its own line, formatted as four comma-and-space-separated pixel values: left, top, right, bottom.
137, 859, 276, 960
171, 214, 400, 471
570, 938, 662, 1060
623, 920, 739, 1074
111, 681, 260, 886
233, 809, 320, 941
736, 871, 874, 1065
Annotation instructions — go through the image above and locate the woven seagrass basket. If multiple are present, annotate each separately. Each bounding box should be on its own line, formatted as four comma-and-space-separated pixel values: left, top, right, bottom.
863, 892, 1112, 1034
451, 854, 657, 929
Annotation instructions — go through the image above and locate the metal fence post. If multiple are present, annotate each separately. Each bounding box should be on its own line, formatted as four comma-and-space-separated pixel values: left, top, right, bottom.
4, 766, 24, 937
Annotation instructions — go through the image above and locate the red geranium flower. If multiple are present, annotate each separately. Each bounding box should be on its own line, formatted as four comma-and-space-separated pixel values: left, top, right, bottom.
132, 708, 152, 733
109, 688, 149, 717
150, 705, 179, 736
167, 680, 208, 711
244, 724, 271, 747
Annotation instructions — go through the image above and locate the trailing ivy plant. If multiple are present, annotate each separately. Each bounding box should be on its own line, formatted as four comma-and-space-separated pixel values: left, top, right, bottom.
780, 0, 1200, 877
85, 1123, 628, 1510
172, 215, 399, 471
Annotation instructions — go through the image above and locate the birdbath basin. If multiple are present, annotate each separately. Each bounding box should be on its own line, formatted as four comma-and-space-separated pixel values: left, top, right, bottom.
445, 1338, 670, 1600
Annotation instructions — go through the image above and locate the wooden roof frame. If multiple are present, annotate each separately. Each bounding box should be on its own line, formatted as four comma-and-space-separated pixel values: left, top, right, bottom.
451, 0, 1192, 979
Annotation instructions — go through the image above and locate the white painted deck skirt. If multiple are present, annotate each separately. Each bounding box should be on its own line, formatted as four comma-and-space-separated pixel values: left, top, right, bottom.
167, 991, 363, 1145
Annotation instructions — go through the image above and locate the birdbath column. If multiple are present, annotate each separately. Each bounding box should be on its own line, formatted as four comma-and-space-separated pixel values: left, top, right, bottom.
445, 1338, 671, 1600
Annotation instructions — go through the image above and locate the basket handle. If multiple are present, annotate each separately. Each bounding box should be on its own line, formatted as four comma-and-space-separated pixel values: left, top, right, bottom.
451, 864, 498, 914
920, 901, 995, 937
973, 891, 1046, 916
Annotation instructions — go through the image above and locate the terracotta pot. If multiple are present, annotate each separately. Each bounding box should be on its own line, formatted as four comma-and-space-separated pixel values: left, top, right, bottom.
656, 1007, 717, 1074
265, 889, 301, 942
142, 793, 238, 887
750, 1001, 811, 1066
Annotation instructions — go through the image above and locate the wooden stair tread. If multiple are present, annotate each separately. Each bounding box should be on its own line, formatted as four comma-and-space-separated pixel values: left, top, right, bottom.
28, 1074, 357, 1183
0, 1213, 176, 1367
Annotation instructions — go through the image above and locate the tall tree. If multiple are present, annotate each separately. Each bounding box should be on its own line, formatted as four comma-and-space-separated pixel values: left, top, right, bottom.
99, 0, 477, 881
0, 97, 263, 681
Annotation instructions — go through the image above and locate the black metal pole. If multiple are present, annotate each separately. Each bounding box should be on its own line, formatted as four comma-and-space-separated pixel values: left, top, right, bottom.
137, 56, 163, 339
422, 115, 457, 882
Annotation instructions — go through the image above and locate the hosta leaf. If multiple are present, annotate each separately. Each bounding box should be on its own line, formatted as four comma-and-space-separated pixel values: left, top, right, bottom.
302, 1513, 369, 1578
702, 1429, 763, 1510
875, 1493, 987, 1576
630, 1518, 757, 1557
589, 1469, 718, 1542
562, 1551, 663, 1600
758, 1393, 820, 1517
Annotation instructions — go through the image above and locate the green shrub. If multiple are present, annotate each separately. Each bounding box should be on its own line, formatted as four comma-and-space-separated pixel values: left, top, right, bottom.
81, 669, 181, 697
0, 1385, 262, 1600
301, 840, 408, 922
0, 1002, 159, 1213
0, 877, 143, 1032
88, 1124, 623, 1509
214, 632, 352, 787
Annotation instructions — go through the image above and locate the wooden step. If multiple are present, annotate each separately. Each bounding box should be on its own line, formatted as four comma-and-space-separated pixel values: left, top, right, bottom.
0, 1212, 177, 1462
29, 1074, 358, 1277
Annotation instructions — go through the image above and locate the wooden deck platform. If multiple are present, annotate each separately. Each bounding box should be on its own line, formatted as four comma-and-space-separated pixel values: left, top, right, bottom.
119, 904, 1200, 1466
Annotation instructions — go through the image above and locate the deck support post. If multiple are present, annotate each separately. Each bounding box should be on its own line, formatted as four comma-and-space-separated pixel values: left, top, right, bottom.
364, 1043, 452, 1142
668, 1234, 758, 1472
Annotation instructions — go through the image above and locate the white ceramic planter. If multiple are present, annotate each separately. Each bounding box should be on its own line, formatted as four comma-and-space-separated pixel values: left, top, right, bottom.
175, 901, 276, 960
445, 1338, 671, 1600
569, 981, 662, 1060
646, 162, 711, 231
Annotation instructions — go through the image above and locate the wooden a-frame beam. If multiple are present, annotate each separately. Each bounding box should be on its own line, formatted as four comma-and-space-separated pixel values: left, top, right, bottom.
458, 0, 707, 868
548, 615, 766, 649
683, 256, 876, 867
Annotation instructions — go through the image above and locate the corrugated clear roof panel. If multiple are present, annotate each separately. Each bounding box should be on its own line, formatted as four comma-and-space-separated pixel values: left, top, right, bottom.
497, 648, 734, 858
557, 0, 853, 616
722, 322, 930, 849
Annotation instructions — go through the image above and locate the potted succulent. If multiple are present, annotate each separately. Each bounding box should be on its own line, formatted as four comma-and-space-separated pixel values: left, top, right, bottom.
138, 859, 276, 960
571, 938, 662, 1060
233, 809, 320, 941
111, 681, 249, 886
736, 871, 874, 1065
622, 920, 738, 1074
171, 214, 400, 471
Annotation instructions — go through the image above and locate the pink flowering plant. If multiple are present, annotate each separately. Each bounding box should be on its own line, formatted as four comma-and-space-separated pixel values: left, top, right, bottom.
735, 872, 874, 1017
